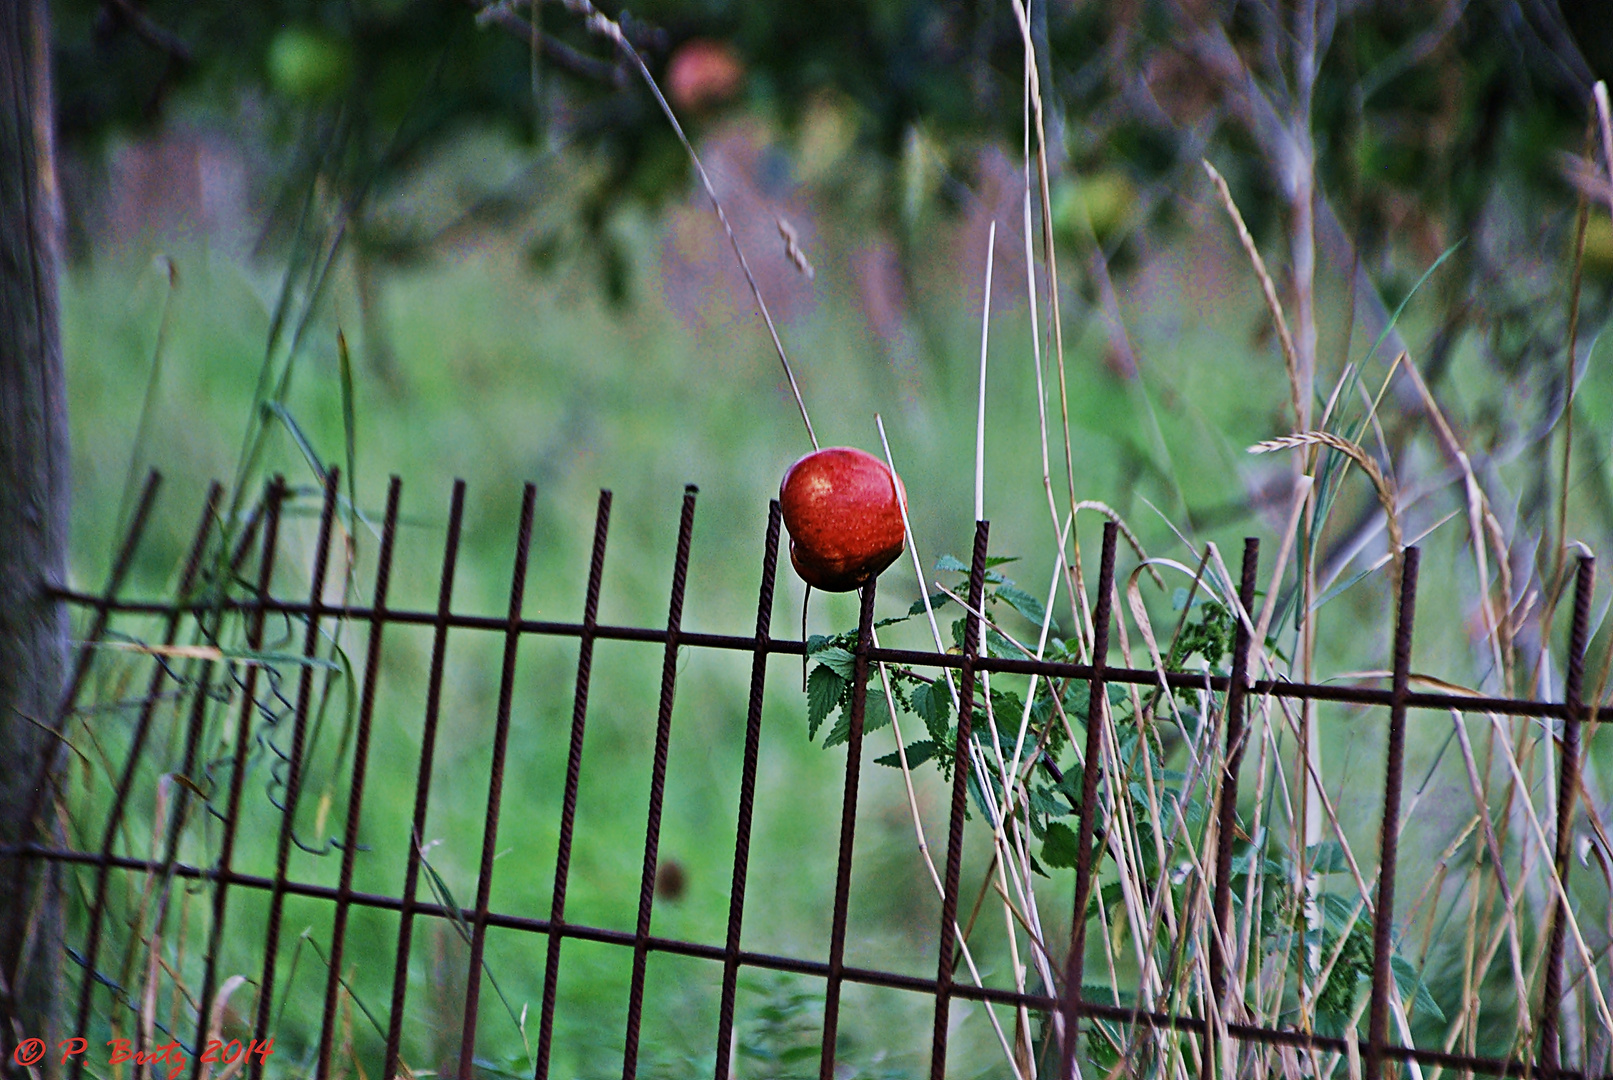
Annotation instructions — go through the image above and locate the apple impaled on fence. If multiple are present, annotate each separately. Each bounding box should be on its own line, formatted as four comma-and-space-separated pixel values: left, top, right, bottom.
779, 447, 907, 592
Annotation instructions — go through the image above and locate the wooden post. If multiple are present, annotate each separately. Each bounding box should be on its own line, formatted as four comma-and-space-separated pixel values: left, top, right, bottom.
0, 0, 70, 1060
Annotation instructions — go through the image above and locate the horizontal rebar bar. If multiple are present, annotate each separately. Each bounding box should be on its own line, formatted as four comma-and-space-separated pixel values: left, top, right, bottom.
47, 588, 1596, 721
41, 485, 1612, 1080
6, 843, 1588, 1080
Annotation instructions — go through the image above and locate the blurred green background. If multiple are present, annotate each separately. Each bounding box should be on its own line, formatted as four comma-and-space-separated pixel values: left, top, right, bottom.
52, 0, 1613, 1075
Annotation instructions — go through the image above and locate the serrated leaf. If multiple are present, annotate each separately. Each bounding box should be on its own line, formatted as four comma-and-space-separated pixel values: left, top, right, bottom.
1318, 892, 1365, 930
908, 591, 952, 616
985, 627, 1016, 658
866, 693, 894, 737
806, 634, 836, 655
1042, 820, 1081, 869
814, 646, 857, 679
807, 665, 846, 741
875, 739, 937, 769
821, 691, 896, 747
935, 554, 970, 573
995, 584, 1053, 629
910, 680, 951, 743
967, 766, 993, 822
989, 688, 1023, 721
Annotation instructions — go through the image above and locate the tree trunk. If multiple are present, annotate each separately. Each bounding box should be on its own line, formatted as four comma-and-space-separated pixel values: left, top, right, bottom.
0, 0, 70, 1063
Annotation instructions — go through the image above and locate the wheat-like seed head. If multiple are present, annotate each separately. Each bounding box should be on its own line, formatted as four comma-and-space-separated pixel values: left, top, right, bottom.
1248, 431, 1403, 566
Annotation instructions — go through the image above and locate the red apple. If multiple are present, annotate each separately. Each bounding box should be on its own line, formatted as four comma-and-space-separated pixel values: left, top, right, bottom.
667, 39, 744, 112
779, 447, 907, 592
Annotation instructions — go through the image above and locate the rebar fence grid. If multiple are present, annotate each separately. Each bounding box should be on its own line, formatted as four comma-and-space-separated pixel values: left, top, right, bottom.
8, 470, 1607, 1080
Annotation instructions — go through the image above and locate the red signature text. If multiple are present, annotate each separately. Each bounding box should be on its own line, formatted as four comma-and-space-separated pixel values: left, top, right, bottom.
9, 1035, 274, 1079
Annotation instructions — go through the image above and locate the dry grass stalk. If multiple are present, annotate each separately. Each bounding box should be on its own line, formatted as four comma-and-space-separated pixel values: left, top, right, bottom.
869, 629, 1028, 1077
977, 220, 997, 524
1396, 353, 1516, 692
875, 418, 1050, 1075
775, 217, 814, 280
558, 0, 819, 449
1201, 160, 1303, 429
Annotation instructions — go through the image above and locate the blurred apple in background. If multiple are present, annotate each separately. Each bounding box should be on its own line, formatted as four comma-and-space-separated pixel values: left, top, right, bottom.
667, 39, 744, 112
1050, 171, 1137, 250
267, 27, 353, 101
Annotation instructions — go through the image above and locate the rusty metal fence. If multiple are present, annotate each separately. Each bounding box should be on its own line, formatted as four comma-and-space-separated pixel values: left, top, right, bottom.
6, 469, 1606, 1080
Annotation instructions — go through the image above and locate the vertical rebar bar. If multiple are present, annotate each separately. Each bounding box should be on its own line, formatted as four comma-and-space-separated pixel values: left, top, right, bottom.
1541, 556, 1595, 1078
317, 476, 403, 1078
21, 470, 163, 863
713, 500, 782, 1080
1366, 546, 1420, 1080
251, 468, 342, 1080
45, 479, 1613, 1080
383, 480, 467, 1080
930, 520, 990, 1080
54, 469, 163, 720
1205, 538, 1259, 1077
1061, 522, 1119, 1080
71, 483, 218, 1080
622, 485, 699, 1080
187, 478, 284, 1080
457, 482, 538, 1080
535, 489, 613, 1080
818, 577, 879, 1080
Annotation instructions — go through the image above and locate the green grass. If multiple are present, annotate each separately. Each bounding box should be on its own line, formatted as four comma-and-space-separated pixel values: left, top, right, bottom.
57, 180, 1613, 1076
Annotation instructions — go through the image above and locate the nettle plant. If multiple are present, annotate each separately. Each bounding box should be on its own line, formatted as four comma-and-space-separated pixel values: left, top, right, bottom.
803, 555, 1442, 1055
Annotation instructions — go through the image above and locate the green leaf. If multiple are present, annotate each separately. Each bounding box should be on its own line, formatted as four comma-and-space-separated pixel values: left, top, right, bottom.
1041, 821, 1081, 869
336, 329, 358, 534
807, 665, 846, 741
995, 584, 1053, 629
1307, 840, 1351, 873
875, 739, 937, 768
1361, 240, 1464, 367
821, 694, 899, 747
910, 680, 952, 743
1318, 892, 1366, 931
1028, 783, 1065, 824
935, 554, 970, 573
813, 646, 857, 679
989, 689, 1024, 726
866, 692, 895, 737
822, 689, 889, 748
1391, 955, 1445, 1023
985, 627, 1016, 658
908, 591, 952, 616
